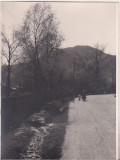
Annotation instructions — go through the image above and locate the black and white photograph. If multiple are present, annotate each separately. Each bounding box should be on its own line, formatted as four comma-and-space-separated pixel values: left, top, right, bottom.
1, 1, 118, 159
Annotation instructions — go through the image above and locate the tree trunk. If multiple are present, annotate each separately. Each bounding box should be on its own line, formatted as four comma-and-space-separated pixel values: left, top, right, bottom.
34, 50, 39, 92
95, 62, 99, 89
7, 64, 11, 97
73, 58, 75, 82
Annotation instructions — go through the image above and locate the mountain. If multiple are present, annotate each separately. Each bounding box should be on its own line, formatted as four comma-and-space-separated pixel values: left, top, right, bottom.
62, 45, 94, 54
58, 45, 115, 74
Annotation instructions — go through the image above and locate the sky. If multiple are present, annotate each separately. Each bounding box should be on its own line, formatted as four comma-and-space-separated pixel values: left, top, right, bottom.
1, 1, 117, 55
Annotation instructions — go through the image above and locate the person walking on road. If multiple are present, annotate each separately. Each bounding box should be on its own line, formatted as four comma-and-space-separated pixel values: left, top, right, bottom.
81, 89, 87, 101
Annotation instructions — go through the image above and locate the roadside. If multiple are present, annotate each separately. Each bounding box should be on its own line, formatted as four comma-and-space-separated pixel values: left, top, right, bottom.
2, 99, 70, 159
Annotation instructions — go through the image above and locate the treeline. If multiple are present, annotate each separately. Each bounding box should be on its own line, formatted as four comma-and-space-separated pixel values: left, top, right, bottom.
1, 3, 116, 98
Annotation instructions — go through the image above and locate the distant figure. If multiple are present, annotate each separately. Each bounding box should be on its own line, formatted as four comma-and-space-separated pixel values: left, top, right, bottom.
81, 89, 87, 101
78, 94, 81, 101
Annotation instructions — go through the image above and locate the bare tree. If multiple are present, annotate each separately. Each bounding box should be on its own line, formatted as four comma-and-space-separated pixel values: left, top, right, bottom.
72, 58, 76, 82
87, 43, 107, 89
1, 31, 20, 97
16, 3, 63, 91
72, 54, 87, 82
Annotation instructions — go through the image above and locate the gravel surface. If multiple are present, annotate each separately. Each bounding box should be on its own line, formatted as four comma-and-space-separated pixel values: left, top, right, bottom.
61, 94, 116, 160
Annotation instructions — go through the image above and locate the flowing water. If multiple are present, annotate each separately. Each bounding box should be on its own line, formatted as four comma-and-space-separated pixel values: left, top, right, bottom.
2, 99, 69, 159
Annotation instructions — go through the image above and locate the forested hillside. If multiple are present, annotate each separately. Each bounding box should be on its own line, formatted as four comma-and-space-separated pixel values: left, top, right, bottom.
2, 45, 116, 97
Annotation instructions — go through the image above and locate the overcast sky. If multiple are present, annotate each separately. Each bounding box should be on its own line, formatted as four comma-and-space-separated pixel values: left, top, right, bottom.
1, 1, 117, 55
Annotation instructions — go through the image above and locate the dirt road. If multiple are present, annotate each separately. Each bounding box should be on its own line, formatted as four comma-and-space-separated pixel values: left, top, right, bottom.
61, 94, 116, 160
